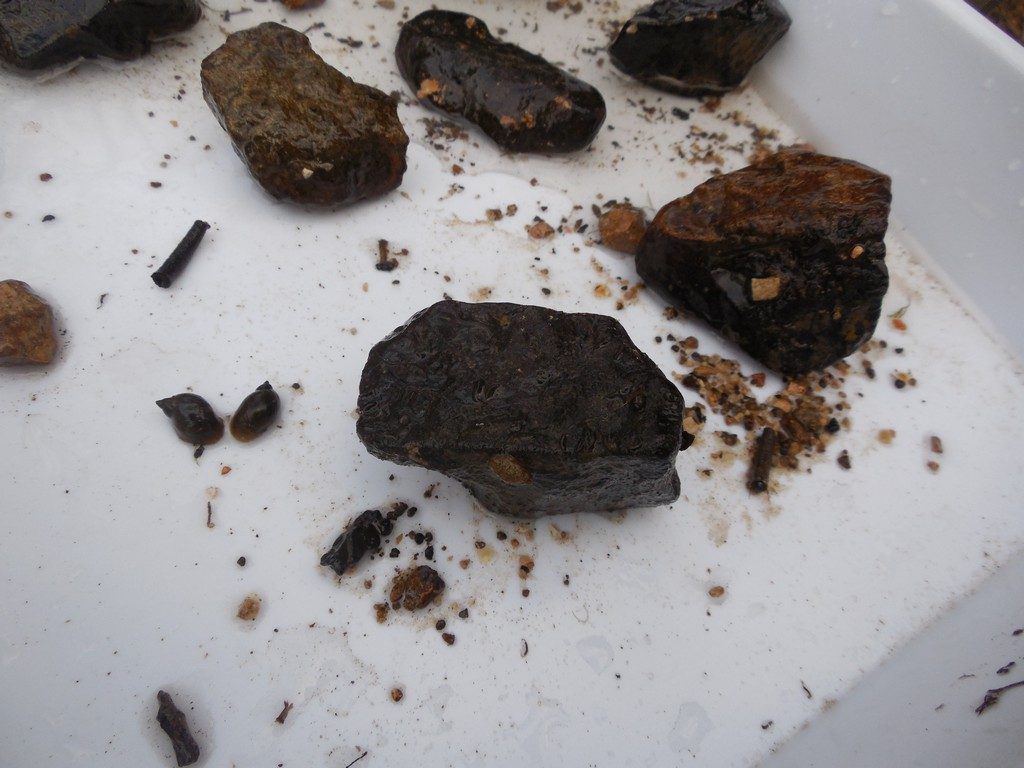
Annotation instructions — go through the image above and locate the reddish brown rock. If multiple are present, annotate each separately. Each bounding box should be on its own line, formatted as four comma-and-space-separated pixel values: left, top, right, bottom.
0, 280, 56, 365
389, 565, 445, 610
637, 149, 891, 374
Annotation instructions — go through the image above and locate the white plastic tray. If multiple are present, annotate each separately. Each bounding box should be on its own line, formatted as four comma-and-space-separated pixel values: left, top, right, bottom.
2, 1, 1023, 766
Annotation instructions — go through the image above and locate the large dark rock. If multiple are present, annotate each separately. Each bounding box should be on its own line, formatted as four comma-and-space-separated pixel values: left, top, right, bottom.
637, 149, 892, 374
357, 301, 687, 519
609, 0, 791, 96
0, 0, 200, 70
201, 22, 408, 206
396, 10, 605, 153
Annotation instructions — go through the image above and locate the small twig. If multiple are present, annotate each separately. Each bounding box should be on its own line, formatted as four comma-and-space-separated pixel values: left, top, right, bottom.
800, 681, 812, 699
206, 502, 214, 529
275, 701, 294, 724
152, 220, 211, 289
343, 752, 369, 768
747, 427, 776, 494
221, 6, 251, 21
375, 239, 398, 272
975, 679, 1024, 715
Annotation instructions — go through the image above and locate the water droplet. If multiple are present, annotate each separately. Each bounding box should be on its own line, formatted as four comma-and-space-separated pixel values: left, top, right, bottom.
669, 701, 713, 753
576, 635, 614, 673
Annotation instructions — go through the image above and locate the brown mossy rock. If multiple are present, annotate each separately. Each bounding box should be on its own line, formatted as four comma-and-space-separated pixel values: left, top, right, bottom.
202, 22, 408, 206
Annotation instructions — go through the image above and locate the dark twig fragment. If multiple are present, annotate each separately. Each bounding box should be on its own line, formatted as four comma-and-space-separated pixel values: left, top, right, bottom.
156, 690, 200, 766
152, 220, 211, 288
747, 427, 775, 494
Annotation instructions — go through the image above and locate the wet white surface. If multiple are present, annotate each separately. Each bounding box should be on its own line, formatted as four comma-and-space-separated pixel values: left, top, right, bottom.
2, 2, 1024, 767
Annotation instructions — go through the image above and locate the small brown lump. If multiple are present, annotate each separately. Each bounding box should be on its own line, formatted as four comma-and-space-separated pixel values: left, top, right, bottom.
389, 565, 445, 610
599, 204, 647, 255
237, 594, 262, 621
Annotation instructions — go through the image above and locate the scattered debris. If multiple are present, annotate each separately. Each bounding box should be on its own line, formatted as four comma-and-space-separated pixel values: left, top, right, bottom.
527, 219, 556, 239
389, 565, 445, 610
275, 701, 294, 724
598, 204, 647, 254
975, 679, 1024, 716
375, 239, 399, 271
237, 594, 261, 621
320, 510, 393, 575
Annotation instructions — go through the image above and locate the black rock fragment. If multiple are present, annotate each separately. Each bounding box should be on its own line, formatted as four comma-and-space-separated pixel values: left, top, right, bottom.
1, 0, 201, 71
636, 149, 892, 374
396, 10, 606, 153
156, 393, 224, 446
357, 301, 687, 519
229, 381, 280, 442
320, 510, 393, 575
609, 0, 791, 96
201, 23, 408, 205
156, 690, 200, 767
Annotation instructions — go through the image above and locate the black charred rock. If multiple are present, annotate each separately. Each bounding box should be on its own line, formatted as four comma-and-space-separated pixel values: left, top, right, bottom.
1, 0, 201, 71
320, 510, 394, 575
202, 23, 408, 205
396, 10, 606, 153
357, 301, 686, 519
636, 149, 892, 374
609, 0, 791, 96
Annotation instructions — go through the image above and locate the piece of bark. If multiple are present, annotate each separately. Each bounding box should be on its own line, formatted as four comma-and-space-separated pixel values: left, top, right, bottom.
156, 690, 200, 767
202, 22, 408, 205
396, 10, 605, 153
0, 280, 57, 365
609, 0, 791, 96
320, 510, 393, 575
636, 149, 891, 374
357, 301, 687, 518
